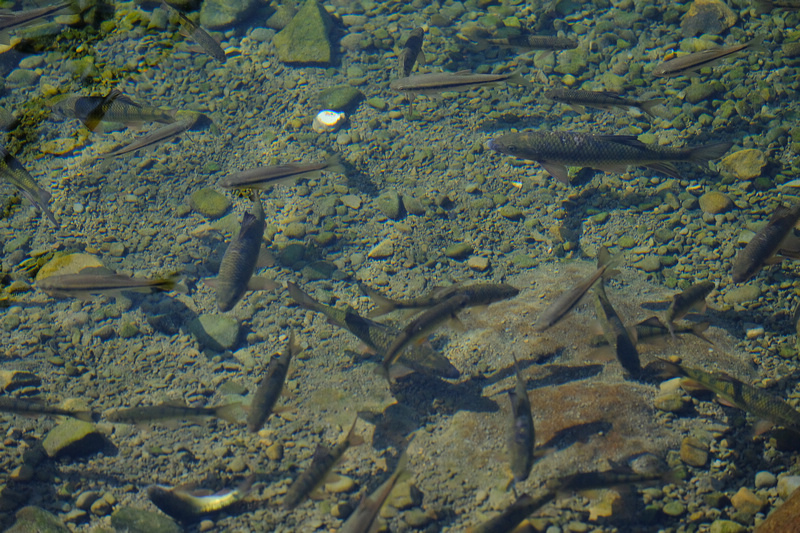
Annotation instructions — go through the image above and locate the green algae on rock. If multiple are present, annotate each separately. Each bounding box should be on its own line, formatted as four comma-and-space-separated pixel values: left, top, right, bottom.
110, 507, 181, 533
189, 188, 230, 219
7, 506, 68, 533
42, 419, 105, 458
188, 314, 241, 351
273, 0, 333, 65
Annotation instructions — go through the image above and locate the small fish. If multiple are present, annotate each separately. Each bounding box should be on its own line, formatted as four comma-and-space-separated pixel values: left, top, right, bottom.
588, 316, 711, 346
657, 358, 800, 433
0, 397, 93, 422
488, 131, 732, 185
50, 92, 176, 131
360, 281, 480, 317
398, 27, 425, 78
205, 192, 277, 312
753, 0, 800, 13
460, 26, 577, 53
652, 38, 764, 77
549, 465, 672, 494
37, 267, 183, 299
219, 156, 345, 190
381, 283, 520, 372
545, 88, 664, 117
283, 418, 363, 510
732, 202, 800, 283
0, 105, 18, 131
534, 247, 617, 331
664, 280, 715, 336
0, 146, 57, 225
287, 282, 459, 380
466, 491, 556, 533
148, 474, 254, 522
105, 401, 241, 425
246, 331, 300, 433
507, 355, 534, 486
338, 450, 409, 533
100, 113, 210, 158
389, 69, 530, 96
0, 2, 68, 42
161, 1, 226, 62
594, 278, 641, 377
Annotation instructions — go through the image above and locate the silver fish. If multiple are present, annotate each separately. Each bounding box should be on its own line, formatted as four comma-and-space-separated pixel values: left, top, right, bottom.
545, 89, 664, 117
37, 267, 183, 299
218, 156, 344, 190
0, 146, 57, 225
100, 113, 210, 158
652, 38, 764, 77
162, 1, 226, 62
390, 69, 530, 95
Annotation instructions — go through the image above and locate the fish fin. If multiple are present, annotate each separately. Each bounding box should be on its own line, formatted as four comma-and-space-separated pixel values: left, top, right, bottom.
540, 162, 570, 184
0, 31, 9, 46
744, 35, 768, 53
687, 141, 733, 166
446, 314, 467, 332
287, 282, 321, 311
247, 277, 280, 291
359, 282, 398, 317
568, 104, 586, 114
345, 416, 364, 446
72, 410, 95, 423
124, 120, 145, 131
381, 363, 415, 380
638, 98, 666, 117
644, 162, 682, 179
505, 70, 532, 87
417, 51, 426, 66
256, 248, 275, 268
690, 321, 713, 344
77, 266, 115, 276
638, 315, 665, 328
204, 277, 218, 289
763, 256, 784, 265
323, 154, 346, 174
753, 419, 774, 436
153, 274, 184, 293
214, 402, 243, 424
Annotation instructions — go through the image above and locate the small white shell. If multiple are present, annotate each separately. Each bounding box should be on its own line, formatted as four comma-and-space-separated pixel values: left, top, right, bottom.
312, 110, 346, 133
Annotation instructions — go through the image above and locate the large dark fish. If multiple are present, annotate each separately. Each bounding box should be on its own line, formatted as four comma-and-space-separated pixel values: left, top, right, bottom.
657, 358, 800, 433
0, 147, 57, 225
594, 279, 641, 377
549, 466, 672, 494
51, 91, 176, 131
398, 27, 425, 78
283, 418, 363, 509
665, 280, 715, 335
488, 131, 732, 185
206, 192, 277, 312
390, 70, 530, 96
148, 475, 254, 523
732, 202, 800, 283
382, 283, 520, 371
37, 267, 182, 299
246, 331, 300, 433
466, 491, 556, 533
287, 282, 459, 379
534, 248, 617, 331
545, 88, 664, 117
161, 1, 226, 62
219, 156, 344, 190
652, 38, 764, 77
0, 397, 93, 422
507, 355, 534, 485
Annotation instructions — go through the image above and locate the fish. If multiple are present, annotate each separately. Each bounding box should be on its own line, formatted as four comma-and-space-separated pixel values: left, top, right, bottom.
219, 155, 344, 190
664, 280, 715, 336
754, 0, 800, 13
657, 358, 800, 433
533, 247, 617, 331
507, 355, 534, 486
205, 192, 277, 312
148, 474, 254, 522
283, 417, 363, 510
50, 91, 176, 131
398, 27, 425, 78
0, 2, 69, 43
0, 397, 93, 422
0, 146, 57, 226
37, 267, 184, 299
652, 38, 764, 77
337, 450, 409, 533
545, 88, 664, 117
105, 401, 241, 425
549, 465, 673, 494
466, 491, 557, 533
488, 131, 733, 185
594, 278, 641, 377
460, 26, 577, 53
589, 316, 712, 346
246, 331, 300, 433
100, 113, 210, 158
381, 283, 520, 372
287, 282, 459, 379
389, 69, 531, 96
360, 281, 504, 317
731, 202, 800, 283
0, 105, 18, 131
161, 1, 226, 62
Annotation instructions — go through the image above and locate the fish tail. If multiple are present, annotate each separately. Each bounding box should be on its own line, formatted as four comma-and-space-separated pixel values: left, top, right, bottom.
505, 70, 532, 87
638, 98, 665, 117
236, 474, 256, 499
597, 247, 622, 279
345, 416, 365, 447
690, 321, 714, 344
72, 410, 95, 422
686, 141, 733, 166
655, 357, 683, 378
287, 282, 325, 313
154, 274, 186, 293
324, 154, 346, 174
745, 35, 768, 53
359, 282, 397, 317
214, 402, 243, 423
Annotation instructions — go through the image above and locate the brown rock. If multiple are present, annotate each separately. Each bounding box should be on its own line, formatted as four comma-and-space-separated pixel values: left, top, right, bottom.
719, 149, 767, 180
731, 486, 766, 516
680, 436, 709, 467
756, 483, 800, 533
681, 0, 737, 37
699, 191, 732, 215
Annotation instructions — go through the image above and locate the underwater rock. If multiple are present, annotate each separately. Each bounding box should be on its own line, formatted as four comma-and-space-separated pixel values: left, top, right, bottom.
200, 0, 255, 29
36, 254, 105, 281
7, 506, 68, 533
0, 370, 40, 392
5, 69, 40, 88
680, 436, 709, 467
273, 0, 333, 64
0, 106, 18, 131
189, 188, 230, 219
368, 238, 394, 259
42, 420, 105, 458
377, 190, 403, 220
110, 507, 181, 533
317, 86, 363, 111
723, 284, 761, 304
681, 0, 737, 38
699, 191, 732, 215
777, 475, 800, 499
188, 314, 240, 351
719, 149, 766, 180
444, 243, 473, 259
730, 487, 766, 515
710, 519, 746, 533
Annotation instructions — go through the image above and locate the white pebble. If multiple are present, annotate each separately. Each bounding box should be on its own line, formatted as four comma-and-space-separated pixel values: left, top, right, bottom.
72, 202, 84, 213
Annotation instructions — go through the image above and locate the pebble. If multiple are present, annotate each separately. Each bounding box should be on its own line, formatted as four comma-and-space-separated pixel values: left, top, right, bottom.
662, 501, 685, 517
110, 507, 181, 533
719, 148, 766, 180
189, 188, 230, 219
266, 442, 283, 461
273, 0, 333, 64
340, 194, 361, 209
325, 475, 356, 494
709, 519, 746, 533
42, 420, 105, 458
368, 239, 394, 259
188, 315, 241, 352
755, 471, 777, 489
444, 243, 473, 259
723, 284, 761, 304
377, 190, 403, 220
777, 475, 800, 499
699, 191, 732, 215
680, 436, 709, 467
467, 256, 490, 272
654, 392, 688, 412
284, 222, 306, 239
730, 486, 766, 515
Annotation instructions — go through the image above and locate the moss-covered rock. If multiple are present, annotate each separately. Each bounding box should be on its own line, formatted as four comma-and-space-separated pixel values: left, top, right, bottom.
273, 0, 333, 64
42, 420, 105, 458
7, 506, 68, 533
110, 507, 181, 533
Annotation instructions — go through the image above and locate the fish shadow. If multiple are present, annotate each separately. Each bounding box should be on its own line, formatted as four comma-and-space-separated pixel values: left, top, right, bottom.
390, 373, 499, 416
539, 420, 614, 452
